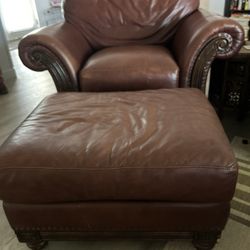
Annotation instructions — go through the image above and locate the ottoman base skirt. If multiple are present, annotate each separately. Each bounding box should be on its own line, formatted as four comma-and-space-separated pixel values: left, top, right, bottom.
4, 202, 229, 250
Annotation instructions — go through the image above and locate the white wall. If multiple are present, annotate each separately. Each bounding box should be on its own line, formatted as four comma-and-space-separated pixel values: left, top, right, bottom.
208, 0, 225, 15
0, 16, 15, 81
200, 0, 226, 15
35, 0, 51, 27
200, 0, 209, 9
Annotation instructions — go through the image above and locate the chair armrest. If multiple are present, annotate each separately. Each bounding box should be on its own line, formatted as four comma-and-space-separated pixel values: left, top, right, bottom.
19, 22, 93, 92
171, 9, 244, 91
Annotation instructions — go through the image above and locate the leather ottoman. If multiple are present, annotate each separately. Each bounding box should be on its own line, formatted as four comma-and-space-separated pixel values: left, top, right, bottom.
0, 89, 238, 250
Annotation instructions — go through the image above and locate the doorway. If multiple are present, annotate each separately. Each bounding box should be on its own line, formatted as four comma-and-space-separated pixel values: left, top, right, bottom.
0, 0, 39, 49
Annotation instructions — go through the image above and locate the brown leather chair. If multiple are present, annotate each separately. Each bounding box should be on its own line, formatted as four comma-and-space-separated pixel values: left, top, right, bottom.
19, 0, 244, 93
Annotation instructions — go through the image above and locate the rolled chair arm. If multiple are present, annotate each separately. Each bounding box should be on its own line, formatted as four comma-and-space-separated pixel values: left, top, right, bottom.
171, 9, 244, 91
19, 22, 93, 92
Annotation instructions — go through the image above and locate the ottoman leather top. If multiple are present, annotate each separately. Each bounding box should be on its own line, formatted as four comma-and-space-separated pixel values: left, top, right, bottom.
0, 89, 237, 204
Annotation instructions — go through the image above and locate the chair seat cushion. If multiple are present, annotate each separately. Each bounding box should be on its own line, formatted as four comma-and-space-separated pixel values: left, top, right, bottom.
0, 89, 237, 204
79, 46, 179, 91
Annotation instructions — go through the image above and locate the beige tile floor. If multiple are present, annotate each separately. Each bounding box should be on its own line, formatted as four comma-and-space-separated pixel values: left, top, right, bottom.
0, 50, 249, 250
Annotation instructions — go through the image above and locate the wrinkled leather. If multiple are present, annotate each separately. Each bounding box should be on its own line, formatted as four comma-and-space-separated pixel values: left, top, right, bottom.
172, 9, 244, 87
19, 22, 93, 89
80, 46, 179, 91
63, 0, 199, 48
0, 89, 237, 204
4, 202, 230, 232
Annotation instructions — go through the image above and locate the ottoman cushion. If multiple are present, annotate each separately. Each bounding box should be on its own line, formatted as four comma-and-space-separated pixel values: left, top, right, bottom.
0, 89, 238, 204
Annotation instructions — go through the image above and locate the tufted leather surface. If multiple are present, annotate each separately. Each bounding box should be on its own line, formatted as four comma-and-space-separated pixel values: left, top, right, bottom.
63, 0, 199, 48
80, 46, 179, 91
0, 89, 237, 204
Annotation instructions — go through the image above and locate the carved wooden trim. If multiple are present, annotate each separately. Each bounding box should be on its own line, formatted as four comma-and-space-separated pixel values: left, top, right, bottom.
29, 48, 77, 92
20, 43, 79, 92
191, 33, 234, 92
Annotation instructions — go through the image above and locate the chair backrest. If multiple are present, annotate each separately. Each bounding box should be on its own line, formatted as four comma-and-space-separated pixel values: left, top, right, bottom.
63, 0, 199, 49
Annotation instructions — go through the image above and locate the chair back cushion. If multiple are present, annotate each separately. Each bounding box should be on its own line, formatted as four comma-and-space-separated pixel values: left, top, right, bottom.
63, 0, 199, 48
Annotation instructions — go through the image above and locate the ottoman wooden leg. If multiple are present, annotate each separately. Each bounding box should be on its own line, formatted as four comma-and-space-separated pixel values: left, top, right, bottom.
26, 240, 48, 250
16, 231, 48, 250
192, 231, 220, 250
